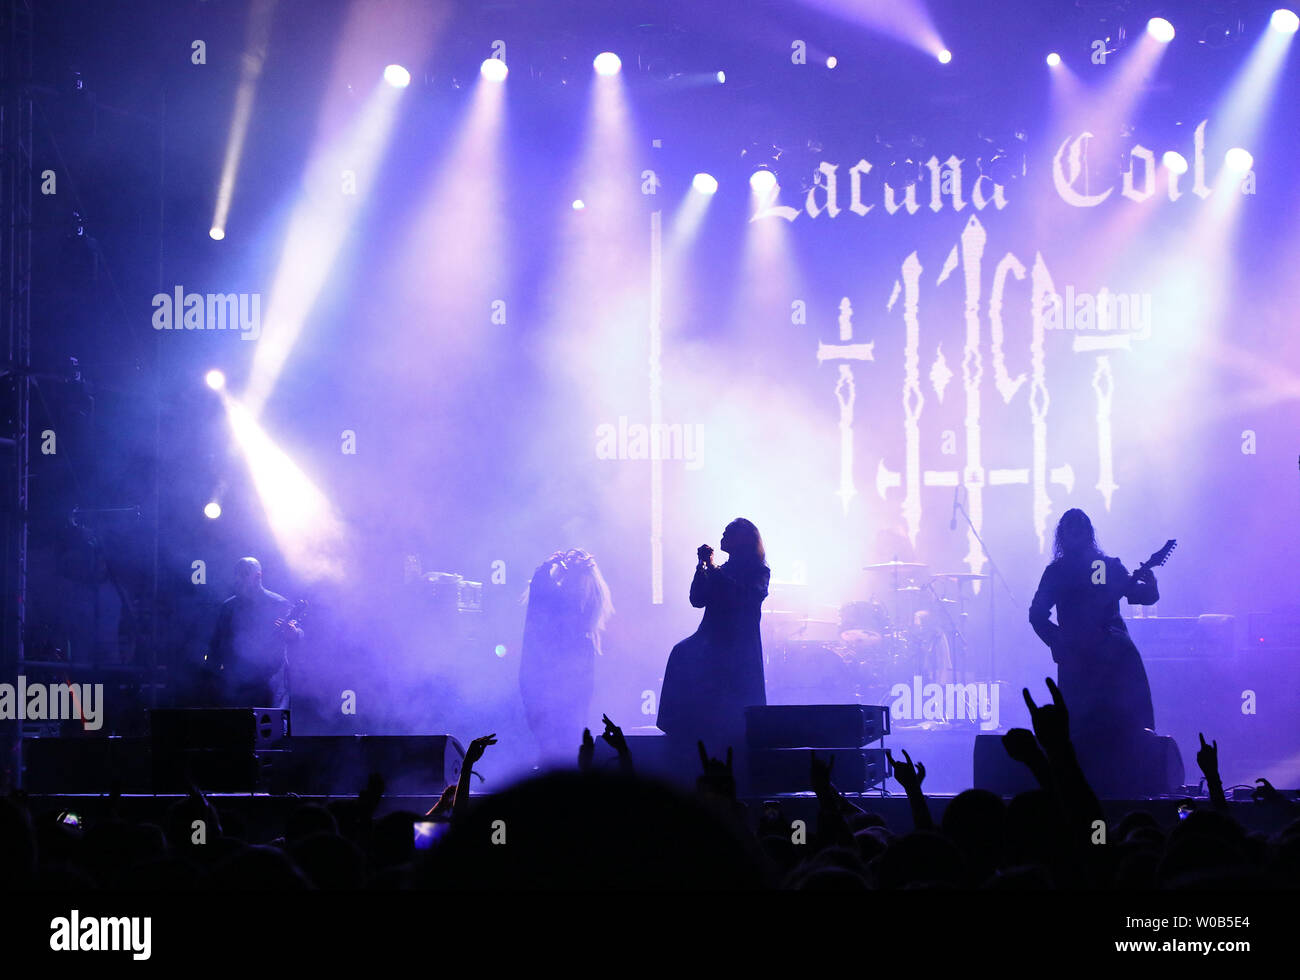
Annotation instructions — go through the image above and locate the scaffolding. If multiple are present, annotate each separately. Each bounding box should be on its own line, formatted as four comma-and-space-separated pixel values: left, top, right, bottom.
0, 0, 32, 789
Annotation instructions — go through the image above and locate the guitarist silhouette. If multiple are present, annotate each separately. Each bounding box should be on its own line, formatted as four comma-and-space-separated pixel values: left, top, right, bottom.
205, 557, 304, 709
1029, 509, 1175, 747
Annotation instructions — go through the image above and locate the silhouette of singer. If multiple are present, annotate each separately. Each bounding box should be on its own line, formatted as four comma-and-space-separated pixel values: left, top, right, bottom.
658, 519, 769, 746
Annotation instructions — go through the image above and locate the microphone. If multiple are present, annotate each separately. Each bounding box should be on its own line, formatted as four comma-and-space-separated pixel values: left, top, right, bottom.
950, 485, 960, 530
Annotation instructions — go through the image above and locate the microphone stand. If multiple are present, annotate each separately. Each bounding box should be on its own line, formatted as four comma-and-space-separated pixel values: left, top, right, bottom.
953, 495, 1017, 683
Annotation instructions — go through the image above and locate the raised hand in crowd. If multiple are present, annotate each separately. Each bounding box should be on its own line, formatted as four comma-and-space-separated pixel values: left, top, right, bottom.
1022, 678, 1070, 757
455, 733, 498, 819
1001, 727, 1053, 788
1197, 732, 1226, 811
1251, 777, 1300, 823
600, 714, 633, 775
887, 748, 932, 831
808, 750, 855, 848
697, 741, 736, 801
1022, 680, 1103, 832
425, 783, 457, 819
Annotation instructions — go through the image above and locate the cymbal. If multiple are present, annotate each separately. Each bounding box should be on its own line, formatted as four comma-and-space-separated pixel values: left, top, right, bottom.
930, 572, 990, 581
862, 561, 927, 570
764, 610, 838, 624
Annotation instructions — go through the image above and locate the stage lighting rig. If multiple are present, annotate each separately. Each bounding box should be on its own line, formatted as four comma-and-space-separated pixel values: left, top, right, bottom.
1199, 10, 1246, 47
739, 141, 785, 190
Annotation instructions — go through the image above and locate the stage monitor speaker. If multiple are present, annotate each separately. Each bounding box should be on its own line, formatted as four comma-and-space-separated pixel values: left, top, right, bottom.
749, 748, 889, 794
272, 734, 465, 796
23, 736, 151, 793
746, 704, 889, 749
1075, 733, 1184, 798
149, 708, 288, 792
974, 732, 1184, 798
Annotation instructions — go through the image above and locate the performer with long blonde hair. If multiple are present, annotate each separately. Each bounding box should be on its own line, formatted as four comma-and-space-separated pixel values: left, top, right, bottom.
520, 548, 614, 765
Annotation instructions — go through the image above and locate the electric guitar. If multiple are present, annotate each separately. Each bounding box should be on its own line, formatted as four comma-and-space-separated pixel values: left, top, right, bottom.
202, 598, 308, 699
1131, 539, 1177, 585
273, 598, 309, 637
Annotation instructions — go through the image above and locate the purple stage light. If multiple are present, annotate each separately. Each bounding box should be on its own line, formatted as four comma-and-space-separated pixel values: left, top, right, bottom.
593, 52, 621, 76
692, 172, 718, 195
1147, 17, 1175, 43
1224, 147, 1254, 172
749, 168, 777, 195
1271, 8, 1299, 33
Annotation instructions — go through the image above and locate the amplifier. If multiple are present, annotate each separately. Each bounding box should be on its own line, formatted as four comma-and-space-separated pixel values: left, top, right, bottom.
23, 735, 151, 793
149, 708, 289, 792
749, 748, 890, 794
149, 707, 289, 748
1247, 611, 1300, 652
746, 704, 889, 749
271, 734, 465, 796
1125, 615, 1234, 660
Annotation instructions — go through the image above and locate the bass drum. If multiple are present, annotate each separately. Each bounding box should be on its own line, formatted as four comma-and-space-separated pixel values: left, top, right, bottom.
840, 599, 891, 633
854, 629, 923, 703
765, 641, 860, 704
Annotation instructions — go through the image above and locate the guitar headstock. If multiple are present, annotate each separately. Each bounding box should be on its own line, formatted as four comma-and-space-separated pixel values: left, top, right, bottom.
1144, 539, 1177, 569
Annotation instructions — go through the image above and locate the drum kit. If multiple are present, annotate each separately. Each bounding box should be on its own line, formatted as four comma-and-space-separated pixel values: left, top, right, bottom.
764, 560, 987, 704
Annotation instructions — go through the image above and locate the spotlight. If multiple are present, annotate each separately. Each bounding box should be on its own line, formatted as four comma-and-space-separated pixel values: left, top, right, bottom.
204, 369, 226, 391
692, 172, 718, 195
1224, 147, 1254, 172
209, 226, 225, 241
937, 49, 952, 64
494, 644, 508, 658
593, 52, 622, 76
480, 58, 508, 82
825, 55, 838, 69
749, 168, 777, 195
204, 501, 222, 520
1146, 17, 1175, 43
1271, 8, 1299, 33
1046, 52, 1061, 67
1162, 150, 1189, 174
715, 70, 726, 84
383, 64, 411, 88
572, 199, 585, 210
